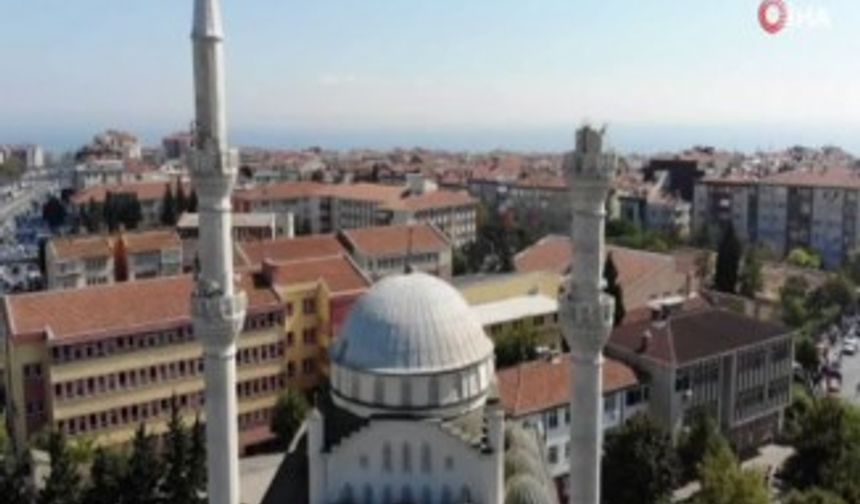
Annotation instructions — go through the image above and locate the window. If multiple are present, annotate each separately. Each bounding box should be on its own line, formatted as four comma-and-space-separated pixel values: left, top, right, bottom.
302, 328, 317, 345
302, 359, 314, 375
533, 315, 545, 327
286, 361, 295, 378
548, 445, 559, 464
286, 332, 295, 347
302, 298, 316, 315
285, 303, 294, 317
402, 443, 412, 473
382, 444, 393, 472
547, 409, 559, 429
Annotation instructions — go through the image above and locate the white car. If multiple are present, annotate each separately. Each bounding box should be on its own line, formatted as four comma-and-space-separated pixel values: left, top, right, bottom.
845, 335, 859, 347
843, 341, 858, 356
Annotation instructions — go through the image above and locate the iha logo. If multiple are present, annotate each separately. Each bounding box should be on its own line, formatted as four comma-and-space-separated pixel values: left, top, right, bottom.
758, 0, 832, 34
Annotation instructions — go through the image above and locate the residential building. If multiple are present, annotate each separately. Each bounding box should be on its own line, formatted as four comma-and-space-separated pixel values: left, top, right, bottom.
2, 256, 369, 452
45, 236, 114, 289
497, 354, 646, 496
45, 231, 183, 289
643, 158, 706, 203
514, 235, 695, 309
694, 168, 860, 268
162, 132, 194, 160
176, 212, 277, 242
472, 294, 561, 350
338, 223, 452, 279
233, 178, 478, 247
236, 234, 347, 269
0, 144, 44, 169
606, 297, 793, 451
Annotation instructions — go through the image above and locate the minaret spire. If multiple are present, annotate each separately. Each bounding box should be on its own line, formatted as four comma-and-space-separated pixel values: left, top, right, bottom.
560, 125, 616, 504
189, 2, 247, 504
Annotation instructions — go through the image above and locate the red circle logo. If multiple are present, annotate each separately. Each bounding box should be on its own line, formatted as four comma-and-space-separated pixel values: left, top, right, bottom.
759, 0, 788, 34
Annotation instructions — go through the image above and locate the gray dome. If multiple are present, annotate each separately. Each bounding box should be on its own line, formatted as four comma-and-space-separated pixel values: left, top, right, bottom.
504, 474, 553, 504
332, 272, 494, 374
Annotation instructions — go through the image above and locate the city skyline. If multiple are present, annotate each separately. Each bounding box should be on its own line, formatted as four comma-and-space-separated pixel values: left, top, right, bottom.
2, 1, 859, 153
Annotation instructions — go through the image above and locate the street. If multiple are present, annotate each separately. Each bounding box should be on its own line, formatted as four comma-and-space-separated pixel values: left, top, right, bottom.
837, 340, 860, 404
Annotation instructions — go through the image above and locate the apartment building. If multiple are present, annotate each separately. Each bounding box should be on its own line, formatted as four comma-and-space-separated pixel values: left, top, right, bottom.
233, 179, 478, 247
45, 231, 183, 289
606, 297, 793, 451
2, 256, 370, 451
338, 223, 452, 279
176, 212, 277, 242
497, 354, 646, 497
45, 236, 114, 289
694, 168, 860, 268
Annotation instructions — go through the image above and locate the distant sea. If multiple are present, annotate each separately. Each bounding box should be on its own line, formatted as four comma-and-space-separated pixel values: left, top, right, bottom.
2, 123, 859, 157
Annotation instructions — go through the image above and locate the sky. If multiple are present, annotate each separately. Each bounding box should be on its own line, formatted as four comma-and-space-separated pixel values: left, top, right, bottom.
1, 0, 859, 154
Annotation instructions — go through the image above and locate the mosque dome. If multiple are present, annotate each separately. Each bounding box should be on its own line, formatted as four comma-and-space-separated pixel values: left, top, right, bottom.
504, 474, 554, 504
329, 272, 496, 418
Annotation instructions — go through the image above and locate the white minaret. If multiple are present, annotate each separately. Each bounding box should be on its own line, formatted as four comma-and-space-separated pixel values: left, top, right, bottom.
560, 126, 616, 504
189, 2, 247, 504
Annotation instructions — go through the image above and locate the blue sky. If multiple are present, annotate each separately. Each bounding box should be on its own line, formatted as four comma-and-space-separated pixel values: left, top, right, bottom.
1, 1, 858, 153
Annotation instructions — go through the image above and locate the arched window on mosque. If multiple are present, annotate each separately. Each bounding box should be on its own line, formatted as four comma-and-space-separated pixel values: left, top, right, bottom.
401, 378, 412, 406
428, 376, 440, 404
350, 373, 360, 398
374, 377, 385, 404
401, 486, 413, 504
420, 443, 432, 473
461, 485, 472, 503
339, 484, 354, 503
441, 486, 453, 504
362, 485, 373, 504
421, 485, 433, 504
402, 442, 412, 473
382, 443, 392, 472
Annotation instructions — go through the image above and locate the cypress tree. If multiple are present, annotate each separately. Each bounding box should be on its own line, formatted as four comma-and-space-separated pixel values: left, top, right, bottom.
83, 447, 125, 504
38, 432, 82, 504
714, 223, 742, 294
187, 413, 206, 503
187, 191, 198, 213
161, 398, 193, 504
122, 424, 162, 504
175, 182, 188, 215
160, 184, 177, 227
603, 253, 626, 326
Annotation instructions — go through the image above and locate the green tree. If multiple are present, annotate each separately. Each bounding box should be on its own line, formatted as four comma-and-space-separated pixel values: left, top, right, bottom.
696, 436, 769, 504
602, 414, 678, 504
160, 184, 177, 226
187, 414, 206, 503
122, 424, 162, 504
677, 407, 721, 482
161, 398, 193, 504
843, 250, 860, 285
103, 192, 119, 232
42, 196, 67, 230
1, 449, 34, 504
270, 388, 310, 449
86, 198, 102, 232
494, 329, 539, 368
808, 277, 856, 315
780, 275, 811, 327
782, 398, 860, 494
785, 488, 848, 504
603, 253, 626, 326
794, 337, 821, 388
714, 224, 741, 294
83, 447, 125, 504
788, 248, 822, 269
39, 431, 82, 504
738, 247, 763, 299
175, 182, 188, 215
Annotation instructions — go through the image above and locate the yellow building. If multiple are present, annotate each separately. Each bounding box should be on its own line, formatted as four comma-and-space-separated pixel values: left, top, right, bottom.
455, 271, 563, 349
2, 254, 369, 452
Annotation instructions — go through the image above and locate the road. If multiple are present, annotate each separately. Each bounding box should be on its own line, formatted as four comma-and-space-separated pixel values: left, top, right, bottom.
837, 342, 860, 403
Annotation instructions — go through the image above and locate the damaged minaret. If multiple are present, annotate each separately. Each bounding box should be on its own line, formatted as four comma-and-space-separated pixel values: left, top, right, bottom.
189, 2, 247, 504
560, 126, 617, 504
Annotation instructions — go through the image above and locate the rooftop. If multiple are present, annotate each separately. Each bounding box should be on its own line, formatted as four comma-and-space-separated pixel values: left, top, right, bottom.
608, 303, 789, 366
177, 212, 275, 229
71, 180, 189, 205
471, 295, 557, 327
340, 223, 450, 257
497, 354, 639, 417
263, 254, 370, 296
49, 235, 112, 260
121, 230, 181, 253
237, 235, 346, 268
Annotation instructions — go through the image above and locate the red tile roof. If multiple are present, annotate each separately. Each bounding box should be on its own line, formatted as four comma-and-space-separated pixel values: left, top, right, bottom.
121, 230, 181, 254
237, 234, 346, 267
263, 255, 370, 295
340, 223, 450, 257
49, 236, 112, 260
514, 235, 676, 288
497, 354, 639, 417
384, 189, 476, 212
71, 181, 189, 205
4, 274, 279, 344
760, 167, 860, 189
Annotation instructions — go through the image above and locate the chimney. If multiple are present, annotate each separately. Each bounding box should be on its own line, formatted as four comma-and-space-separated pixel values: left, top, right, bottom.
637, 330, 652, 353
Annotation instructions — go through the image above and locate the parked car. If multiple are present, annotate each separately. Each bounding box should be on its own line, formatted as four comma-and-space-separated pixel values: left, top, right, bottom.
842, 341, 858, 356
